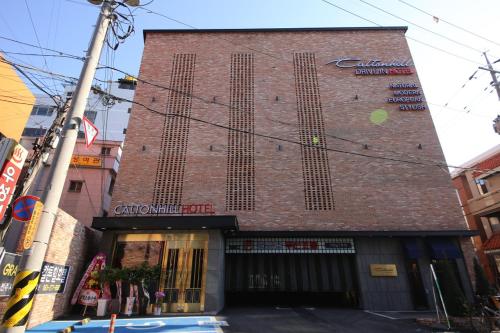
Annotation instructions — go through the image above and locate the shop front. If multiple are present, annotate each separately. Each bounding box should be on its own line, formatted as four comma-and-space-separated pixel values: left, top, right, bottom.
93, 213, 477, 314
93, 215, 237, 314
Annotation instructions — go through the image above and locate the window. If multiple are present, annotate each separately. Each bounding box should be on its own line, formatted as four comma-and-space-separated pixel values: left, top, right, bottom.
68, 180, 83, 192
84, 110, 97, 123
66, 91, 73, 97
123, 128, 127, 134
101, 147, 111, 156
127, 107, 132, 114
31, 106, 55, 116
476, 178, 489, 195
22, 127, 47, 137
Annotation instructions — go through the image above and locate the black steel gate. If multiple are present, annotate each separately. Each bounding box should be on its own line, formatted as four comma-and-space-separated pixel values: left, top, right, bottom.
225, 238, 358, 307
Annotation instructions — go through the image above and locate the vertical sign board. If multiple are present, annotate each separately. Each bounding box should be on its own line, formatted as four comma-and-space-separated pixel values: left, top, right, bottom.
16, 201, 43, 252
0, 252, 22, 296
0, 143, 28, 223
37, 262, 71, 294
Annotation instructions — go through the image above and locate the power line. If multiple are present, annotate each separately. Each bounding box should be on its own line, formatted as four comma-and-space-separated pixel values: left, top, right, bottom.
358, 0, 487, 55
317, 0, 483, 66
2, 49, 493, 173
0, 35, 83, 59
0, 98, 35, 106
0, 50, 83, 60
398, 0, 500, 49
0, 56, 62, 106
91, 84, 492, 173
23, 0, 60, 94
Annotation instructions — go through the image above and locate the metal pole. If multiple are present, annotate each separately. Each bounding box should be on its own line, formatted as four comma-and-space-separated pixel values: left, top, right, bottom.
430, 264, 451, 330
484, 52, 500, 101
2, 2, 113, 332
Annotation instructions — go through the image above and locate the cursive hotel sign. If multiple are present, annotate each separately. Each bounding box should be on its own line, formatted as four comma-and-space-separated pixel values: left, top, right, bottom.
327, 57, 414, 75
114, 203, 216, 216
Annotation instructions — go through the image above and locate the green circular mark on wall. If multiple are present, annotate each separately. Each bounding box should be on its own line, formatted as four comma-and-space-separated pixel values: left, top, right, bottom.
370, 109, 388, 125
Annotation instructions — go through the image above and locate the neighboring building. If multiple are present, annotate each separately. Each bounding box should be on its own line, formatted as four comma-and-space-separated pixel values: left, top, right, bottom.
17, 79, 134, 228
452, 144, 500, 285
0, 52, 35, 141
93, 27, 475, 314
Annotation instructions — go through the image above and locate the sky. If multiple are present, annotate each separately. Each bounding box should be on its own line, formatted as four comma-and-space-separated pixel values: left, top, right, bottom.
0, 0, 499, 168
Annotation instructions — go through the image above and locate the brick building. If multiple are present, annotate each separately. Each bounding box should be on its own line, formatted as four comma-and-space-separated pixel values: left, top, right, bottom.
93, 27, 476, 313
452, 144, 500, 285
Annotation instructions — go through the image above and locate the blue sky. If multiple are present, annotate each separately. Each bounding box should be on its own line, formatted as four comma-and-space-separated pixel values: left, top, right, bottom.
1, 0, 499, 167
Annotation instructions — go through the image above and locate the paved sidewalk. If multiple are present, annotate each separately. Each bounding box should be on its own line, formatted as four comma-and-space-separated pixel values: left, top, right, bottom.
217, 307, 435, 333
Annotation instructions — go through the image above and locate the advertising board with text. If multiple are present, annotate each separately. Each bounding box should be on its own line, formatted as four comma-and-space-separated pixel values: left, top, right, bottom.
0, 144, 28, 223
37, 261, 71, 294
0, 252, 22, 296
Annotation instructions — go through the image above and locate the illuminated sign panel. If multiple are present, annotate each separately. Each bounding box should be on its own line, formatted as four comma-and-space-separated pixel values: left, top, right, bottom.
226, 238, 356, 254
71, 155, 102, 167
327, 57, 414, 75
113, 203, 216, 216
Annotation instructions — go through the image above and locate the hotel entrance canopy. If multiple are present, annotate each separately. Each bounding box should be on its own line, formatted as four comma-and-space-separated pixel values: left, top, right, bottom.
91, 215, 239, 231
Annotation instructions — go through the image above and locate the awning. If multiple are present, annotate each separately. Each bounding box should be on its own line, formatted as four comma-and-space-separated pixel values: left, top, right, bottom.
91, 215, 238, 232
428, 239, 462, 259
403, 239, 423, 259
483, 234, 500, 254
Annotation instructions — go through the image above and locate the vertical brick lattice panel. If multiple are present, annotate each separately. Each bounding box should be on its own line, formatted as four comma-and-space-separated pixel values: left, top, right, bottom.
226, 53, 255, 211
293, 53, 334, 210
153, 54, 196, 204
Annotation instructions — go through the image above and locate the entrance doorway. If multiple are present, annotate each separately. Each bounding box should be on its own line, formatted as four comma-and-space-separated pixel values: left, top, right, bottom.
113, 233, 208, 313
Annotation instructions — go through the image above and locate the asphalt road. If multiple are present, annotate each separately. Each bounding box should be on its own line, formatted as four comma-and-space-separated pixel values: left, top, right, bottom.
217, 307, 436, 333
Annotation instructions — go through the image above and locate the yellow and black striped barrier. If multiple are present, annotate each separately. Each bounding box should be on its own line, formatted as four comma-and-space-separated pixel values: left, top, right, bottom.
2, 270, 40, 328
57, 318, 91, 333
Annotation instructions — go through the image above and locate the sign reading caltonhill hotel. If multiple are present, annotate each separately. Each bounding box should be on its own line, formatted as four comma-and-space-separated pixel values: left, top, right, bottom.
114, 203, 216, 216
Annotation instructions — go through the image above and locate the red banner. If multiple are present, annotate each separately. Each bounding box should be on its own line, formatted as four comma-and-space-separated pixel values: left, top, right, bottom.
0, 144, 28, 223
71, 253, 106, 305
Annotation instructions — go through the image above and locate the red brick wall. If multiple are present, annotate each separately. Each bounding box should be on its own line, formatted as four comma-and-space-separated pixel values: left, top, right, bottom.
112, 29, 465, 232
0, 209, 96, 328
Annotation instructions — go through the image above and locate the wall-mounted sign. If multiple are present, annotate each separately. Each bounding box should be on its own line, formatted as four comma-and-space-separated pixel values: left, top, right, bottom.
370, 264, 398, 277
71, 155, 102, 167
16, 201, 43, 252
113, 203, 216, 216
0, 144, 28, 223
226, 238, 356, 254
388, 83, 426, 111
0, 252, 22, 296
37, 261, 71, 294
327, 57, 414, 75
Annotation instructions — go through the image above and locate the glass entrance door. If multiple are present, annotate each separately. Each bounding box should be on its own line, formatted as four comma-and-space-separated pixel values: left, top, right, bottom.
161, 238, 208, 313
114, 233, 208, 313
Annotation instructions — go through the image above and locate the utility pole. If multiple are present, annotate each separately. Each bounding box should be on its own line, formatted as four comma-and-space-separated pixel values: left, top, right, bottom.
1, 2, 113, 332
479, 53, 500, 134
483, 52, 500, 101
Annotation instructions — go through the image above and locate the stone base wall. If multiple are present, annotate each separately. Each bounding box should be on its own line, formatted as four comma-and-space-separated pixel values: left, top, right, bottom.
0, 209, 98, 328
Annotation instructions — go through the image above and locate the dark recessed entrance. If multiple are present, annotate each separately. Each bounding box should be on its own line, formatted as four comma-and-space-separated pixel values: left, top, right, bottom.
225, 253, 358, 307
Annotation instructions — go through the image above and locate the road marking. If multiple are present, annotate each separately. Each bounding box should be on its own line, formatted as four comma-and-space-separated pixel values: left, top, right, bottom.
364, 310, 397, 320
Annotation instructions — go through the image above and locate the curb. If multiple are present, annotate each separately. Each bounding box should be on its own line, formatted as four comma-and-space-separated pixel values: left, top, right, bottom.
57, 318, 91, 333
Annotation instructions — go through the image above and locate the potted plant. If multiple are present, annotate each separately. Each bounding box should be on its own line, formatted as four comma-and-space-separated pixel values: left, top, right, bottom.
154, 291, 165, 315
96, 267, 115, 316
